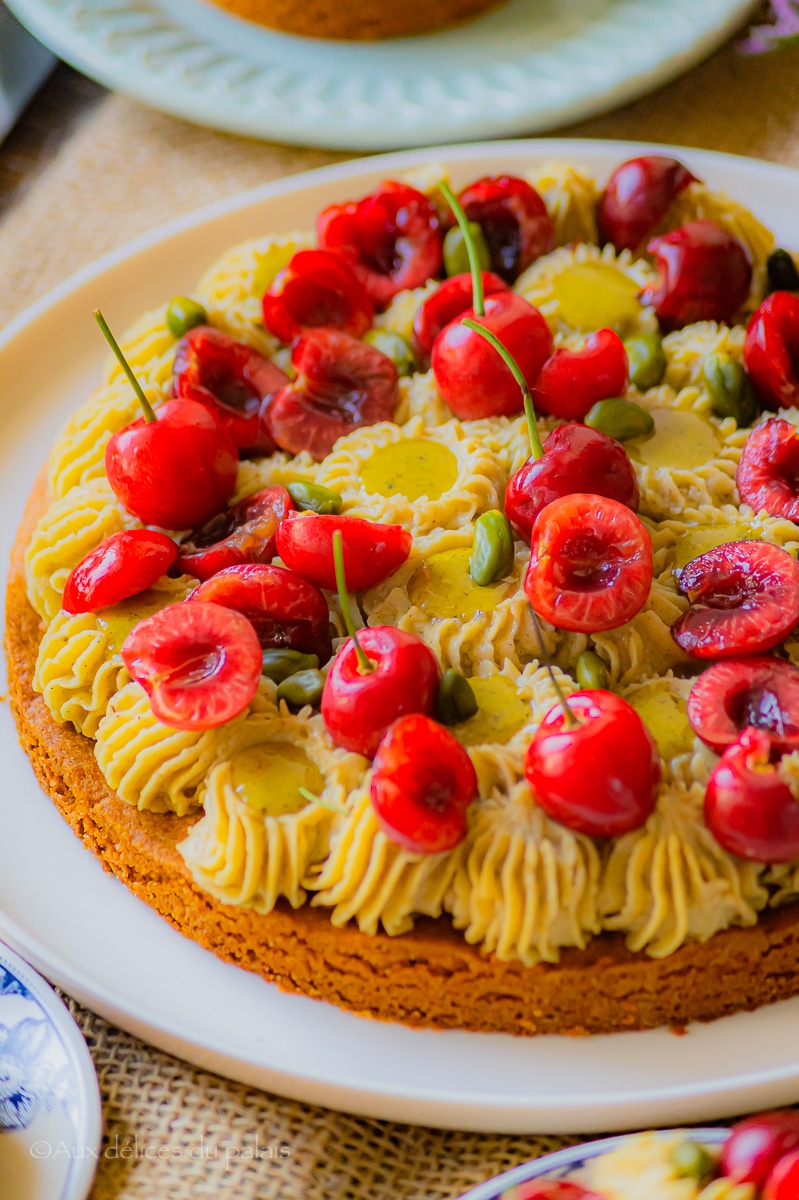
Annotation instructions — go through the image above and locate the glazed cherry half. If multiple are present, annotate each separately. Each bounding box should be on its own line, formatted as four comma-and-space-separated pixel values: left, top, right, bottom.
687, 657, 799, 757
738, 417, 799, 523
62, 529, 178, 614
322, 626, 441, 759
525, 690, 660, 839
532, 329, 629, 422
457, 175, 553, 282
411, 270, 508, 365
597, 154, 698, 253
744, 291, 799, 411
265, 328, 399, 461
317, 180, 442, 310
177, 485, 294, 582
276, 513, 412, 593
641, 220, 752, 331
173, 326, 288, 456
705, 727, 799, 862
525, 493, 652, 633
262, 248, 373, 344
505, 424, 639, 544
370, 714, 478, 854
672, 541, 799, 658
722, 1111, 799, 1186
121, 600, 262, 730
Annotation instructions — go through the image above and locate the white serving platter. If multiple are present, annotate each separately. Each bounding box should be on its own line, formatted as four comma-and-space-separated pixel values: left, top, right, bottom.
2, 0, 757, 150
2, 140, 799, 1135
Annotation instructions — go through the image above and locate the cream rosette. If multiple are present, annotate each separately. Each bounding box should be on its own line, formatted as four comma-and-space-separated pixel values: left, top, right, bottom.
599, 780, 767, 958
526, 159, 600, 248
32, 577, 193, 737
663, 320, 747, 393
179, 713, 366, 913
621, 673, 717, 790
651, 502, 799, 576
25, 480, 142, 622
94, 678, 285, 816
514, 243, 657, 341
372, 280, 438, 344
583, 578, 689, 690
102, 304, 177, 393
392, 370, 454, 428
314, 416, 505, 540
363, 527, 561, 675
194, 231, 313, 355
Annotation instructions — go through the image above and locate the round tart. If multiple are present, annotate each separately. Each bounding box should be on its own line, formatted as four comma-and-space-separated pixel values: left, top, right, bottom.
10, 155, 799, 1037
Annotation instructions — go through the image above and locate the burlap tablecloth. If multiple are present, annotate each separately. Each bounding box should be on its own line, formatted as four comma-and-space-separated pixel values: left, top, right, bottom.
3, 10, 799, 1195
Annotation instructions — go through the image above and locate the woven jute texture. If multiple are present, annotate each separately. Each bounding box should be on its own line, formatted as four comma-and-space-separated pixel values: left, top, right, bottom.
2, 6, 799, 1194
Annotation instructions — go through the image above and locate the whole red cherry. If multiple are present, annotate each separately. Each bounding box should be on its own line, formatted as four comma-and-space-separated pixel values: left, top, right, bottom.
265, 328, 399, 461
765, 1148, 799, 1200
276, 513, 411, 593
432, 292, 553, 420
525, 690, 660, 838
173, 326, 287, 456
525, 493, 652, 632
262, 248, 373, 344
370, 713, 478, 853
177, 485, 294, 582
62, 530, 178, 614
105, 397, 239, 530
722, 1111, 799, 1186
705, 727, 799, 862
412, 271, 508, 365
121, 600, 262, 730
738, 418, 799, 522
641, 220, 752, 331
457, 175, 553, 282
745, 292, 799, 411
189, 562, 332, 663
532, 329, 629, 421
317, 180, 442, 310
321, 626, 440, 758
672, 541, 799, 659
506, 424, 639, 544
687, 657, 799, 757
597, 154, 699, 253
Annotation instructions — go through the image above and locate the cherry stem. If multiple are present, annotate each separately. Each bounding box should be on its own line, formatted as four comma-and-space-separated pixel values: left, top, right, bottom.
439, 180, 484, 318
93, 309, 157, 424
462, 319, 544, 459
332, 529, 374, 675
546, 664, 580, 729
299, 786, 346, 814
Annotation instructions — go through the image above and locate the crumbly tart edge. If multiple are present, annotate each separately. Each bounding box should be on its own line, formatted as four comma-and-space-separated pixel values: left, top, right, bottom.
8, 473, 799, 1037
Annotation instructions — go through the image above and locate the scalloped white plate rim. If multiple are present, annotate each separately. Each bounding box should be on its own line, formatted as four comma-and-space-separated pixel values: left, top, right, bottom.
2, 0, 758, 150
0, 940, 103, 1200
3, 140, 799, 1135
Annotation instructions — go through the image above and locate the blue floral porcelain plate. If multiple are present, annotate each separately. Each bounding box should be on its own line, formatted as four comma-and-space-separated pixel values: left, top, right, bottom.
459, 1129, 731, 1200
0, 941, 101, 1200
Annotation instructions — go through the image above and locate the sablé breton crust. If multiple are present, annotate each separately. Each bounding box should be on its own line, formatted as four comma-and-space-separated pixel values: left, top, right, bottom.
9, 475, 799, 1038
205, 0, 504, 40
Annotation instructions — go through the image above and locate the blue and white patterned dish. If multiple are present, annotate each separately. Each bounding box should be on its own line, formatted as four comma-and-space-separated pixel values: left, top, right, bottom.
459, 1129, 731, 1200
0, 941, 101, 1200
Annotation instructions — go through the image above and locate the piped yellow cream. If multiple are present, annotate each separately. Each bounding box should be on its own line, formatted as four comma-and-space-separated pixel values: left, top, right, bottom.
360, 438, 459, 502
407, 547, 514, 619
626, 681, 693, 762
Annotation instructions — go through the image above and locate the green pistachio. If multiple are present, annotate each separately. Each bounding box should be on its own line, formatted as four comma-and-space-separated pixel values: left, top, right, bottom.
286, 480, 343, 515
436, 669, 479, 726
584, 397, 655, 442
363, 329, 416, 377
470, 510, 515, 587
767, 248, 799, 294
166, 296, 208, 339
575, 650, 610, 692
702, 352, 758, 427
670, 1140, 716, 1182
262, 649, 320, 684
276, 668, 325, 709
624, 332, 667, 390
443, 221, 491, 279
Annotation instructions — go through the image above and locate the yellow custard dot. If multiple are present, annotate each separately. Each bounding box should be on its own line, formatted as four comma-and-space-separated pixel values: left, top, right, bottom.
454, 675, 531, 747
628, 408, 720, 471
674, 524, 753, 569
97, 588, 186, 654
360, 439, 459, 502
627, 683, 693, 762
231, 744, 324, 817
407, 547, 514, 619
550, 263, 643, 333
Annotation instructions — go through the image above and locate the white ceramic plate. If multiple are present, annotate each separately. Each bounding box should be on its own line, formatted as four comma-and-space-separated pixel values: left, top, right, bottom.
0, 941, 101, 1200
0, 5, 53, 143
3, 0, 757, 150
3, 140, 799, 1135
